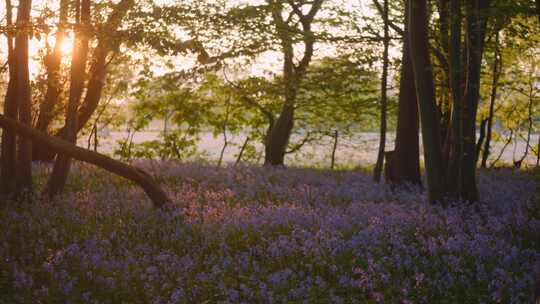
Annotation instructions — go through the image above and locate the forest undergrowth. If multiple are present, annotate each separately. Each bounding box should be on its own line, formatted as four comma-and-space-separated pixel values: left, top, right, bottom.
0, 162, 539, 303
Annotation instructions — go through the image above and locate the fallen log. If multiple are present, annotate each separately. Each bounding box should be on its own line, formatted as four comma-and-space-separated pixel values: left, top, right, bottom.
0, 114, 170, 208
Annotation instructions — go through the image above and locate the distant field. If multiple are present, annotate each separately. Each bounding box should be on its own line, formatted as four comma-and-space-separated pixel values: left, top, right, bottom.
80, 130, 540, 167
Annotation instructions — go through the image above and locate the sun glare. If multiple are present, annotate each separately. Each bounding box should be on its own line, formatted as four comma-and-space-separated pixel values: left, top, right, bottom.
43, 34, 74, 56
59, 38, 73, 55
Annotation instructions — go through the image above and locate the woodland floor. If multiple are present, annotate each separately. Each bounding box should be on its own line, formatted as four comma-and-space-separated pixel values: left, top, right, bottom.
0, 162, 539, 303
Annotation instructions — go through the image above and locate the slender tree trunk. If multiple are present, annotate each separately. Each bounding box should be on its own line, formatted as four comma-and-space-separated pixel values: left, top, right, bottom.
127, 130, 135, 162
517, 91, 534, 166
393, 1, 421, 186
93, 125, 98, 152
161, 111, 172, 161
1, 0, 17, 195
513, 130, 519, 162
0, 114, 170, 208
481, 31, 501, 168
438, 0, 450, 55
236, 135, 250, 165
330, 130, 338, 170
14, 0, 33, 192
491, 129, 513, 168
437, 0, 452, 143
373, 0, 389, 182
77, 45, 109, 132
87, 123, 97, 150
408, 0, 447, 203
218, 131, 228, 168
536, 134, 540, 167
476, 118, 488, 164
536, 280, 540, 304
445, 0, 463, 195
218, 100, 231, 168
460, 0, 490, 202
47, 0, 91, 198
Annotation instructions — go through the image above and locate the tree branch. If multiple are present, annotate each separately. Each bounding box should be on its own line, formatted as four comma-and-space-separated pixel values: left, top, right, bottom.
372, 0, 404, 35
0, 114, 171, 208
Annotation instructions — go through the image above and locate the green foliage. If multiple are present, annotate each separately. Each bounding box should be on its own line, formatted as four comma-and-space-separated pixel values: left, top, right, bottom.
478, 15, 539, 158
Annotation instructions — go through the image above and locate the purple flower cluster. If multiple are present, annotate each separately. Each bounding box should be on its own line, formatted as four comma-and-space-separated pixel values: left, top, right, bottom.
0, 162, 538, 303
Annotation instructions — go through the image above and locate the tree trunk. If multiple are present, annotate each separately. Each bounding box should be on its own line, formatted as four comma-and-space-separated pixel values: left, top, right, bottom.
491, 129, 513, 168
1, 0, 17, 195
437, 0, 452, 137
0, 114, 170, 208
481, 31, 501, 168
513, 131, 519, 165
235, 135, 250, 165
87, 123, 97, 150
445, 0, 463, 196
218, 131, 228, 168
537, 0, 540, 23
476, 118, 488, 164
517, 92, 534, 166
50, 39, 109, 146
264, 103, 294, 166
384, 151, 396, 184
460, 0, 490, 202
76, 45, 109, 133
264, 12, 297, 167
264, 0, 321, 166
536, 135, 540, 167
408, 0, 447, 203
438, 0, 450, 55
93, 126, 98, 152
14, 0, 33, 192
218, 100, 231, 167
535, 279, 540, 304
373, 0, 389, 182
330, 130, 338, 170
393, 0, 421, 186
46, 0, 91, 198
